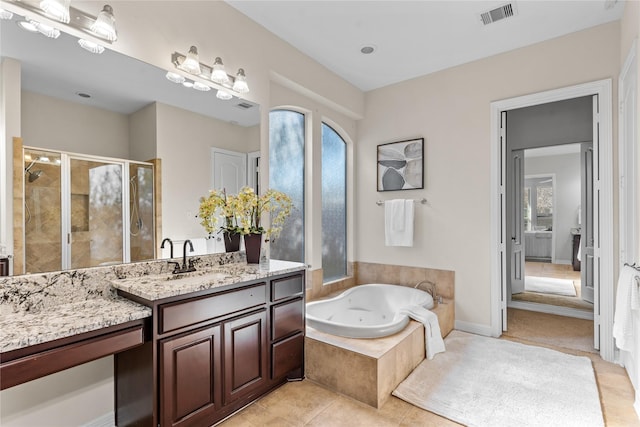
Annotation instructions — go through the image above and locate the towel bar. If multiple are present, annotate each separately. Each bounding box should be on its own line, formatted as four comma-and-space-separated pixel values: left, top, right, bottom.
376, 198, 427, 206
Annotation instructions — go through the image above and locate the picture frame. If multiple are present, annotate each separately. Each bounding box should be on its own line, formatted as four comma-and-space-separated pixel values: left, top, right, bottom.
377, 137, 424, 191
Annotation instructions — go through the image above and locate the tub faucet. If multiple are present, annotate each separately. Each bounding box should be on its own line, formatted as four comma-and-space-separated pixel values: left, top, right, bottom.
161, 238, 174, 258
415, 280, 439, 302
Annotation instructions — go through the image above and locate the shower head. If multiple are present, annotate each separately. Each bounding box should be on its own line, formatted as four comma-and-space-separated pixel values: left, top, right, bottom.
27, 170, 43, 182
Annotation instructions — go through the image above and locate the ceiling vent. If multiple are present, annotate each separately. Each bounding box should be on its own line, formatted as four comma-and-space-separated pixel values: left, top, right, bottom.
235, 102, 254, 110
479, 3, 517, 25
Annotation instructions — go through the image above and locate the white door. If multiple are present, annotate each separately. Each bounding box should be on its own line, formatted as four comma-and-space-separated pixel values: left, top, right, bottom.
508, 148, 526, 296
210, 148, 247, 253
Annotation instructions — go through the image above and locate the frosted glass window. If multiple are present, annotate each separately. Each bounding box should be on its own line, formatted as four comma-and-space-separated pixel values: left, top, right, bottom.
269, 110, 305, 263
322, 123, 347, 282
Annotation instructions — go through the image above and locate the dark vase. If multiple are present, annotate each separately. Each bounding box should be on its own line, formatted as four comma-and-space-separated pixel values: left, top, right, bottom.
243, 233, 262, 264
223, 231, 241, 252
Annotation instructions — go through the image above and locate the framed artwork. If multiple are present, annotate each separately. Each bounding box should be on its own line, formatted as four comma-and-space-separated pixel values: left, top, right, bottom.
377, 138, 424, 191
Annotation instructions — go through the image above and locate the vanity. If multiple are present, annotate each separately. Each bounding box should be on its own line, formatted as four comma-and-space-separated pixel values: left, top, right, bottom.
0, 253, 306, 427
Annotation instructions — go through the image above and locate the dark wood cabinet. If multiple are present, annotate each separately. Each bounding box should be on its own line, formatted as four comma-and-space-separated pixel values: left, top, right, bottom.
116, 270, 305, 427
160, 325, 222, 427
223, 309, 268, 404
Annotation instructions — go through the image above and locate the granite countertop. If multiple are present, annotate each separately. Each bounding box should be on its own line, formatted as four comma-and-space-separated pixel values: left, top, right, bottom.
0, 297, 152, 353
112, 260, 306, 301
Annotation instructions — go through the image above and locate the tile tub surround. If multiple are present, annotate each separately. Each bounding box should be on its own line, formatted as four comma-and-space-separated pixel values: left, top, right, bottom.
354, 261, 454, 300
305, 299, 454, 408
0, 251, 247, 352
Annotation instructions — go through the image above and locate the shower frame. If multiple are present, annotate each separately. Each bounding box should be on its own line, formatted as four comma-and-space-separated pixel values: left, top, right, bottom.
22, 145, 155, 272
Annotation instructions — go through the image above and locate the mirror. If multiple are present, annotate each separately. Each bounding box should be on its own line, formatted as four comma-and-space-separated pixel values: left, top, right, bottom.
1, 13, 261, 275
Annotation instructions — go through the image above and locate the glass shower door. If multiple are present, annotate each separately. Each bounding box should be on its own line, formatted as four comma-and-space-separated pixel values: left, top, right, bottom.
68, 157, 124, 268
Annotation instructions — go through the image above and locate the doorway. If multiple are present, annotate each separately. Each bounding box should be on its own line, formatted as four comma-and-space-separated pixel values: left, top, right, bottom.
510, 144, 594, 318
490, 79, 615, 362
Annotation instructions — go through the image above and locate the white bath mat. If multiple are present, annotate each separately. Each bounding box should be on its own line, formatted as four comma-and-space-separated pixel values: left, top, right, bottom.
393, 331, 603, 427
524, 275, 577, 296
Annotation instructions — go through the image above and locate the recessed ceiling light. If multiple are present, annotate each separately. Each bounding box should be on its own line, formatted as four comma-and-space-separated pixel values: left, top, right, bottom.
76, 92, 91, 98
360, 45, 376, 54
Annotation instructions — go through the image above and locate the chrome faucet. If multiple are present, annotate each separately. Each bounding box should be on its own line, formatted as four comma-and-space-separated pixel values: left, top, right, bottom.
160, 238, 174, 258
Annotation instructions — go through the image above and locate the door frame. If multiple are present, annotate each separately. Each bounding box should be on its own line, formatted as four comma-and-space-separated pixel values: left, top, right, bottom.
490, 79, 615, 362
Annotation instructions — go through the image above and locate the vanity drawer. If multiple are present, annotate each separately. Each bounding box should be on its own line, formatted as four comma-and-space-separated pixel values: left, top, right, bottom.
159, 284, 266, 334
271, 332, 304, 379
271, 297, 304, 341
271, 274, 304, 302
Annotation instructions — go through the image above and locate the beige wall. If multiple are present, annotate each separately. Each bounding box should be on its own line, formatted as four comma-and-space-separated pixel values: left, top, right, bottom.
156, 102, 259, 240
21, 91, 130, 159
129, 103, 158, 161
356, 21, 621, 328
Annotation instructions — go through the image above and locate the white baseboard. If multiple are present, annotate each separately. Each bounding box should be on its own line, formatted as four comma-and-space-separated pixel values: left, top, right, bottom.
454, 320, 494, 337
635, 393, 640, 420
81, 412, 114, 427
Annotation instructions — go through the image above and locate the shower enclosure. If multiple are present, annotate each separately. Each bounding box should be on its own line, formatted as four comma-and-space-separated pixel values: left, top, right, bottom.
23, 147, 155, 273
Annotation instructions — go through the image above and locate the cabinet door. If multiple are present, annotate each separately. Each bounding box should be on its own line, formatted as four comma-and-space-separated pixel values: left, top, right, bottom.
223, 310, 268, 405
160, 325, 222, 427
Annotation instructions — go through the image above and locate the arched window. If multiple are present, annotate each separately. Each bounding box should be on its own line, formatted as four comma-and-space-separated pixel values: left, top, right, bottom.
321, 123, 347, 281
269, 110, 305, 263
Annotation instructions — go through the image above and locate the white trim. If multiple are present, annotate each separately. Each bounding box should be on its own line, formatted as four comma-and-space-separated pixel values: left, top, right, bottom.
455, 320, 495, 337
490, 79, 615, 362
619, 38, 638, 266
508, 300, 594, 320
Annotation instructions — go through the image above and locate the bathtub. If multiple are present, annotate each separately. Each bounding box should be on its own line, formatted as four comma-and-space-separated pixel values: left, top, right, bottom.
306, 284, 434, 338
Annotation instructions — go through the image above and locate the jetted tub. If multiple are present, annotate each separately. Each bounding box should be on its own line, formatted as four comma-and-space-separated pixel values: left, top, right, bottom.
306, 284, 434, 338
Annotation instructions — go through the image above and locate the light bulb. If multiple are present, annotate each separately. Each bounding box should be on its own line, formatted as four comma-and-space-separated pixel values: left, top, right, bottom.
78, 39, 105, 54
181, 46, 201, 75
232, 68, 249, 94
193, 82, 211, 92
211, 57, 230, 84
216, 89, 233, 100
91, 4, 117, 41
40, 0, 70, 23
165, 72, 185, 84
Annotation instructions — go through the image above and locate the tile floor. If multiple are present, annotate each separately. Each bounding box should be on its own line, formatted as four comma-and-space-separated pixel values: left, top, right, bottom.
219, 309, 639, 426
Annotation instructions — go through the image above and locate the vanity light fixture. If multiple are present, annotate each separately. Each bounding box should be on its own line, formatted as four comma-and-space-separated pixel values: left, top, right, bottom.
211, 57, 229, 84
180, 46, 202, 75
78, 38, 105, 54
0, 8, 14, 19
21, 19, 61, 38
216, 89, 233, 100
192, 81, 211, 92
232, 68, 249, 94
165, 71, 186, 84
90, 4, 117, 41
5, 1, 119, 45
170, 50, 250, 99
40, 0, 70, 23
16, 19, 39, 32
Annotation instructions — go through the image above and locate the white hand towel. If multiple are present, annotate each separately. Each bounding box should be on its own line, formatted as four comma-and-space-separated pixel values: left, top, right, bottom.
613, 265, 640, 351
384, 199, 414, 247
400, 305, 446, 359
